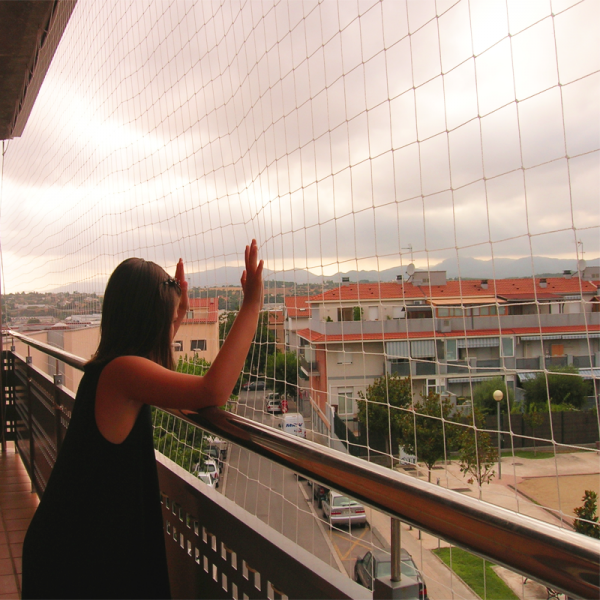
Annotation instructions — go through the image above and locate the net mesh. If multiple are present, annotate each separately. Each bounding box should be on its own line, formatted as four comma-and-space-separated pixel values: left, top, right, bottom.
2, 0, 599, 596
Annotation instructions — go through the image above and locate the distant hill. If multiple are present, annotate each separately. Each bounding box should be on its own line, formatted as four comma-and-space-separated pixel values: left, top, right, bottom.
50, 256, 599, 293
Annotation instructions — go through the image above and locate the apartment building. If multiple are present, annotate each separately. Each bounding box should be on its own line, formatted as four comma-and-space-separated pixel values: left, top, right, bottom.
5, 298, 220, 393
283, 296, 312, 351
294, 270, 600, 427
172, 297, 219, 365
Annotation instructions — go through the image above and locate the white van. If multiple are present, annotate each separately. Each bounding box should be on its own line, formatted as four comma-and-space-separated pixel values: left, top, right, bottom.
276, 412, 306, 438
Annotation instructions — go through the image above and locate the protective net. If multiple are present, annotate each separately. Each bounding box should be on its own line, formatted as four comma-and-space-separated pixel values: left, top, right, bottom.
2, 0, 599, 596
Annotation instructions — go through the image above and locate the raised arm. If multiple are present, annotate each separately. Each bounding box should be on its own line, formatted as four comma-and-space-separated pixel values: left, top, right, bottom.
197, 239, 264, 402
95, 241, 263, 443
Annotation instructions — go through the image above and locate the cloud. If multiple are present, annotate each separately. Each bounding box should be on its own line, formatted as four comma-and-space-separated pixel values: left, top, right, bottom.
1, 0, 598, 292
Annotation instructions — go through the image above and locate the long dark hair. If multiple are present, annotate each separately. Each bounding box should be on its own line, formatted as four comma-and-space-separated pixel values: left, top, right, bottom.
89, 258, 181, 369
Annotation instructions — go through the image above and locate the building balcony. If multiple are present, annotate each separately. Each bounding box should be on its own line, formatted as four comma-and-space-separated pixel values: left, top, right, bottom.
298, 355, 320, 378
1, 331, 598, 600
308, 311, 600, 337
516, 357, 542, 370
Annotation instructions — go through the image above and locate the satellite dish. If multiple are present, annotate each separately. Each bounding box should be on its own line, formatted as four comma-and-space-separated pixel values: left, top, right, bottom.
578, 259, 586, 272
406, 263, 415, 276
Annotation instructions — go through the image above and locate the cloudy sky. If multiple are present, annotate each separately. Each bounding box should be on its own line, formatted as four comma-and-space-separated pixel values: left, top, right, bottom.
1, 0, 598, 292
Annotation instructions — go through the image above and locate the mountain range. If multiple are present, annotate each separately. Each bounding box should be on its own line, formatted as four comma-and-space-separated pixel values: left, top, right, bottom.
52, 256, 599, 293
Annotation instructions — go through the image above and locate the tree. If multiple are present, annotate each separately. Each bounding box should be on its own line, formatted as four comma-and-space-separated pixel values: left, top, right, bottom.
245, 311, 276, 376
219, 310, 276, 378
458, 409, 498, 497
219, 311, 237, 344
522, 403, 545, 456
266, 351, 298, 397
176, 354, 210, 376
574, 490, 600, 539
397, 392, 458, 482
357, 376, 412, 459
523, 366, 590, 410
472, 377, 514, 415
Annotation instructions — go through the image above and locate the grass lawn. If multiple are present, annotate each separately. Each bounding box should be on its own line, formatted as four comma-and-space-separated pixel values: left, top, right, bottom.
433, 547, 519, 600
502, 448, 595, 460
506, 450, 552, 460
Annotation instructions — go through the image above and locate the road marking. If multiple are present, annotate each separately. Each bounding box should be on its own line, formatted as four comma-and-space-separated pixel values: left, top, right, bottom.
339, 527, 371, 560
297, 480, 347, 574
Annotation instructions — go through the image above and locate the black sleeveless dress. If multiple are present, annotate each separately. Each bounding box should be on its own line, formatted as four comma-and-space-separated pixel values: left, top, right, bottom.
22, 361, 171, 599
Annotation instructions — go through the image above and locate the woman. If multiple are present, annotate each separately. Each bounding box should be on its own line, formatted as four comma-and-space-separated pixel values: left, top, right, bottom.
22, 241, 263, 599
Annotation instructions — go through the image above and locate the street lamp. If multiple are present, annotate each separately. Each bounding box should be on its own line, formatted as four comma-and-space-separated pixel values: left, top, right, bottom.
493, 389, 503, 479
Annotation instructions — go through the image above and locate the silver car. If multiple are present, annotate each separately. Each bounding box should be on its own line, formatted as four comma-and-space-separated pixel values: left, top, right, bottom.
322, 491, 367, 527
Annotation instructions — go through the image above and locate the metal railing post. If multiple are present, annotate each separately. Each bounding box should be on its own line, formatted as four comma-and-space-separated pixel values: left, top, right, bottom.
26, 348, 36, 494
390, 518, 401, 583
53, 373, 64, 454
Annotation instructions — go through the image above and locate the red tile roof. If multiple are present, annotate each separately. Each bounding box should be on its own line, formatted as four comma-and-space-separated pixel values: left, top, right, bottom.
187, 297, 218, 323
189, 297, 218, 308
268, 310, 284, 324
284, 296, 312, 318
296, 324, 600, 344
306, 277, 597, 303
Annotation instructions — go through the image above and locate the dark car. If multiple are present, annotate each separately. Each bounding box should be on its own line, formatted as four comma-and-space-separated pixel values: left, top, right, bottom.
354, 549, 428, 598
242, 380, 266, 391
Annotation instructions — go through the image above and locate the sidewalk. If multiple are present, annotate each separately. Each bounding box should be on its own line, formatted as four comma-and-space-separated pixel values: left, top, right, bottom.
365, 450, 599, 600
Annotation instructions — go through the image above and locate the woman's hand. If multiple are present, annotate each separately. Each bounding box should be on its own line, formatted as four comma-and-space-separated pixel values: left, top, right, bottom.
173, 258, 189, 334
241, 239, 264, 310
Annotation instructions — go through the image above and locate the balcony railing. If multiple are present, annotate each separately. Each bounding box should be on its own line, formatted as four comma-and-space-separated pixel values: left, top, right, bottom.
516, 357, 542, 370
2, 330, 599, 600
446, 360, 469, 374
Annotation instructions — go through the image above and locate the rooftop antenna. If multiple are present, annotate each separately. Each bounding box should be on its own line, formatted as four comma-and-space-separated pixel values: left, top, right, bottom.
577, 240, 586, 274
401, 244, 414, 264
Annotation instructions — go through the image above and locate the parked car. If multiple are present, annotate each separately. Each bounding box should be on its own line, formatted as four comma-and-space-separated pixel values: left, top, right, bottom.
354, 549, 428, 598
192, 461, 219, 487
195, 471, 217, 489
202, 459, 219, 485
242, 380, 266, 391
322, 491, 367, 527
265, 392, 282, 413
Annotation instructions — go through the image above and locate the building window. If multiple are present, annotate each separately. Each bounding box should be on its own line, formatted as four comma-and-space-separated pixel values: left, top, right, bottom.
337, 352, 352, 364
501, 337, 514, 357
337, 389, 354, 417
191, 339, 207, 352
368, 306, 379, 321
173, 340, 183, 352
426, 379, 445, 396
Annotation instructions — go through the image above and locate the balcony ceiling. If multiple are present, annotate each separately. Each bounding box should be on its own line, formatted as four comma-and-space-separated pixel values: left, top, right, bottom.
0, 1, 76, 140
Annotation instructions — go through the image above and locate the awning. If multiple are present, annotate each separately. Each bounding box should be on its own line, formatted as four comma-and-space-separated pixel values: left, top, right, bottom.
520, 333, 600, 341
411, 340, 436, 358
578, 368, 600, 380
446, 377, 496, 384
429, 298, 505, 306
386, 340, 436, 358
562, 333, 600, 340
386, 341, 409, 358
517, 372, 539, 381
457, 337, 499, 348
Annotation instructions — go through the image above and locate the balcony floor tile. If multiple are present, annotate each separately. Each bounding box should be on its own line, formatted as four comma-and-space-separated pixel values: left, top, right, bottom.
0, 443, 38, 600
